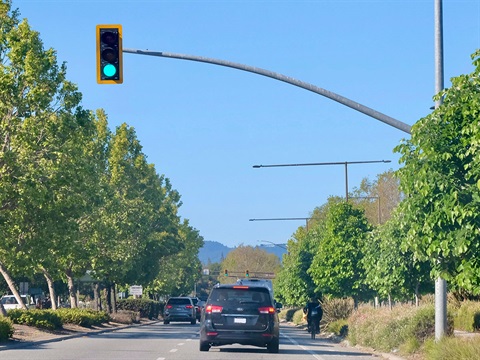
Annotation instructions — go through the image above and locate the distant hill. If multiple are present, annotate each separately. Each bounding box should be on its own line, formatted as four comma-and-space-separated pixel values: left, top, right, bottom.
198, 241, 287, 264
198, 241, 232, 264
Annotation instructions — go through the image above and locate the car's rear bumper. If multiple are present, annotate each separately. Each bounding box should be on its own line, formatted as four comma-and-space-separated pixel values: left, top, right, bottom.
200, 327, 278, 347
164, 314, 195, 321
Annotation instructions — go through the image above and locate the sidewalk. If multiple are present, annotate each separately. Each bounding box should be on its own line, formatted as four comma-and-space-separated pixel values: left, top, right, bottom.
0, 319, 159, 351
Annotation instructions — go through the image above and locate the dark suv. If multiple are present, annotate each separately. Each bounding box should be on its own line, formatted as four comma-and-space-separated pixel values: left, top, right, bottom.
190, 297, 203, 321
163, 297, 196, 324
199, 283, 279, 353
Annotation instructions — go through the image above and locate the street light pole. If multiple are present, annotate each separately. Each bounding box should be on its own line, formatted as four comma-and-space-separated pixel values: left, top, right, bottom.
434, 0, 447, 342
253, 160, 391, 201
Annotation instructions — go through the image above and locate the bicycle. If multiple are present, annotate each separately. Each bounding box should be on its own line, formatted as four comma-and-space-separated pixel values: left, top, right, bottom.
307, 319, 319, 339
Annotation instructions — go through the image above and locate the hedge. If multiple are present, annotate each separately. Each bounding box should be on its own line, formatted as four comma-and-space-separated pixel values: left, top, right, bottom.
117, 298, 161, 319
0, 317, 14, 341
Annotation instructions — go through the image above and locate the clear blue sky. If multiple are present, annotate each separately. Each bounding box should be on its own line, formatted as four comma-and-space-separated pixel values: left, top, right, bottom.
12, 0, 480, 248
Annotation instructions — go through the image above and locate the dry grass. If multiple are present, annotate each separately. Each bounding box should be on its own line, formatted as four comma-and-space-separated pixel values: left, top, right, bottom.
424, 336, 480, 360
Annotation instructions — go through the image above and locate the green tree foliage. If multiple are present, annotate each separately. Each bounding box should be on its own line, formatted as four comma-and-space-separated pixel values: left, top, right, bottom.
275, 197, 343, 306
220, 245, 281, 284
0, 0, 95, 306
274, 229, 318, 306
362, 210, 433, 304
196, 262, 221, 299
395, 50, 480, 295
308, 202, 372, 302
88, 121, 191, 290
148, 220, 203, 297
0, 1, 204, 305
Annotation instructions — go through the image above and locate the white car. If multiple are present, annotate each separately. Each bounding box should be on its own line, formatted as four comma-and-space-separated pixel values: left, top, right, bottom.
0, 294, 34, 310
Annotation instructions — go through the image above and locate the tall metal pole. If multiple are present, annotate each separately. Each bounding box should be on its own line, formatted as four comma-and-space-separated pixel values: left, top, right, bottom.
434, 0, 447, 342
345, 162, 349, 201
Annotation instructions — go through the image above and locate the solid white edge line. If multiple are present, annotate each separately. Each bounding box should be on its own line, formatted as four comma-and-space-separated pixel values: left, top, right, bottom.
281, 332, 326, 360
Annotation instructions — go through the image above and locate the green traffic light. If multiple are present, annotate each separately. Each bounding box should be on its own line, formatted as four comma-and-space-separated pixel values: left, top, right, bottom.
102, 64, 117, 77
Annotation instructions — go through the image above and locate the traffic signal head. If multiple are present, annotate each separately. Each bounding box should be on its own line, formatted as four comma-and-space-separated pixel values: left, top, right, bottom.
224, 269, 229, 277
245, 270, 249, 277
96, 25, 123, 84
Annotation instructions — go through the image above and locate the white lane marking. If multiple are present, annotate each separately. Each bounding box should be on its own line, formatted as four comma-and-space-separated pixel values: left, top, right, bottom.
187, 338, 192, 341
169, 348, 178, 353
178, 342, 185, 346
281, 332, 326, 360
156, 358, 165, 360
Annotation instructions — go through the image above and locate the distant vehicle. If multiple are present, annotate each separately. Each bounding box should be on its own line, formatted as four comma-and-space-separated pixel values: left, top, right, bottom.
236, 278, 274, 297
163, 297, 196, 325
190, 297, 203, 321
0, 294, 34, 310
199, 283, 280, 353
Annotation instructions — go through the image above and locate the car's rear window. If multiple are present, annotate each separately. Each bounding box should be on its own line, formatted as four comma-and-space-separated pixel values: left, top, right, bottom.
168, 298, 191, 305
209, 288, 272, 306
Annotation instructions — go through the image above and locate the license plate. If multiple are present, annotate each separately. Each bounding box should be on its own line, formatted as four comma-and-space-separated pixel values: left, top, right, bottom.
234, 317, 247, 324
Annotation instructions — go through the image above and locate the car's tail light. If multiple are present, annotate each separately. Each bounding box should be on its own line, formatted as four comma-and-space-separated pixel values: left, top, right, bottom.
207, 332, 218, 336
186, 305, 193, 309
166, 305, 173, 309
258, 306, 275, 314
205, 305, 223, 314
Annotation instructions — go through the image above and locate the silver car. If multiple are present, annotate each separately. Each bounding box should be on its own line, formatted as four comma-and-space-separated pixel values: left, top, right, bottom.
163, 297, 196, 324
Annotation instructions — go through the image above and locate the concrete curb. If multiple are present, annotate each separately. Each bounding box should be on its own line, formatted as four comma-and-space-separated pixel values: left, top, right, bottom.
0, 320, 160, 351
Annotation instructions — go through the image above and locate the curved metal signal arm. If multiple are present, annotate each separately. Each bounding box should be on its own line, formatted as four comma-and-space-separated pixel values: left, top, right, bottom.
123, 48, 411, 134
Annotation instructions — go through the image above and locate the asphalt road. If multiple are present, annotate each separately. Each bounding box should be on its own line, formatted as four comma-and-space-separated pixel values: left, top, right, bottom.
0, 322, 381, 360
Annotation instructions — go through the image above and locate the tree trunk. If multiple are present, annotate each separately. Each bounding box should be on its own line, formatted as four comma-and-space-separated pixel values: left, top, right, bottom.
65, 268, 78, 308
41, 267, 57, 310
104, 284, 112, 313
0, 259, 28, 310
111, 283, 117, 313
93, 283, 100, 311
388, 293, 393, 310
353, 296, 358, 310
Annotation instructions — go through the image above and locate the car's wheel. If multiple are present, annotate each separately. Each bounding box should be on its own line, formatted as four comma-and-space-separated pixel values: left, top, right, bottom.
191, 319, 196, 325
267, 337, 279, 353
199, 340, 210, 352
163, 320, 170, 325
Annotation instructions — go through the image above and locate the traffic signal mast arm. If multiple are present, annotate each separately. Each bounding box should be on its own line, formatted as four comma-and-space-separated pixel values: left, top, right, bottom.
122, 47, 411, 134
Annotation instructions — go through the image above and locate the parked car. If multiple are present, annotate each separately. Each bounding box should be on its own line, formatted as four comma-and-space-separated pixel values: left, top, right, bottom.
0, 294, 34, 310
190, 297, 202, 321
163, 297, 196, 325
199, 283, 280, 353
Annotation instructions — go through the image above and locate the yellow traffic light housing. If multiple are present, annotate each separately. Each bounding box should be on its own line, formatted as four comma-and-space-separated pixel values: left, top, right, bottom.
96, 24, 123, 84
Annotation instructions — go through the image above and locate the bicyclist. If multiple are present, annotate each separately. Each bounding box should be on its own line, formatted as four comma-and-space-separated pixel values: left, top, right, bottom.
303, 297, 323, 334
